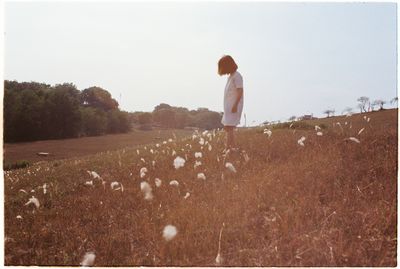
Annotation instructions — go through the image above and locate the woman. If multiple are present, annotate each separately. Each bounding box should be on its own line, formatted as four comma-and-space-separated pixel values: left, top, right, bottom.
218, 55, 244, 151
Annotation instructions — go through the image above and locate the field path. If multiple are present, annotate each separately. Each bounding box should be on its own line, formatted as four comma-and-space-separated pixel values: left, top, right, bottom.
4, 129, 193, 165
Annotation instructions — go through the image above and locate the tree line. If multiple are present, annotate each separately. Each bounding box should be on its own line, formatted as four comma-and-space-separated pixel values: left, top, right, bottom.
4, 80, 130, 142
4, 80, 224, 143
129, 103, 223, 130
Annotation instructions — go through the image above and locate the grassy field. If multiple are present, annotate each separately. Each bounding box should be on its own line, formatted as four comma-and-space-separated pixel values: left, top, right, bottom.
4, 129, 193, 166
4, 109, 397, 266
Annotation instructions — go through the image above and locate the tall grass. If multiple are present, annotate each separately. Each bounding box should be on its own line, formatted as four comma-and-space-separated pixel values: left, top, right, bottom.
4, 110, 397, 266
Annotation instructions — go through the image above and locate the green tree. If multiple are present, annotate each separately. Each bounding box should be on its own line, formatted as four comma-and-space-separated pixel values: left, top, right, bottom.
81, 86, 119, 111
81, 107, 107, 136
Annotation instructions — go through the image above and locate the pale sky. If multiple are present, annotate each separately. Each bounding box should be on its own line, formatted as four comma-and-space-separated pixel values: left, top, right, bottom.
4, 1, 397, 125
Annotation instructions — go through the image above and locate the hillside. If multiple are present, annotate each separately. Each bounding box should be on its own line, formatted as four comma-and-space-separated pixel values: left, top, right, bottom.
4, 109, 397, 266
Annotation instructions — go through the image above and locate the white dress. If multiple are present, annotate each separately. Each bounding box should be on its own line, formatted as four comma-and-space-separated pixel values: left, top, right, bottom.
221, 71, 244, 126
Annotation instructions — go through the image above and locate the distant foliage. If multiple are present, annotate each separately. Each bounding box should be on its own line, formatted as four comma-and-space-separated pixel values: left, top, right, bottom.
147, 104, 222, 130
4, 80, 130, 142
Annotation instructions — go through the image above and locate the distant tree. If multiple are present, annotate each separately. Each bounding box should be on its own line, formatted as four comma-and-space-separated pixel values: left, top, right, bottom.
45, 83, 82, 139
81, 86, 119, 111
80, 107, 107, 136
323, 109, 335, 118
193, 111, 223, 130
372, 99, 386, 111
138, 112, 153, 125
288, 115, 296, 121
153, 103, 172, 112
153, 108, 176, 128
390, 97, 398, 106
357, 96, 370, 113
106, 109, 131, 133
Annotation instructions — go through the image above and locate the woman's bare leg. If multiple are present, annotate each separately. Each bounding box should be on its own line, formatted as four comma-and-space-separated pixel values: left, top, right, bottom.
224, 126, 235, 149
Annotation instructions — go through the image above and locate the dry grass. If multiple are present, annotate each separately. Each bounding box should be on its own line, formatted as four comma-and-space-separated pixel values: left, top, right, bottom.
4, 129, 193, 165
4, 109, 397, 266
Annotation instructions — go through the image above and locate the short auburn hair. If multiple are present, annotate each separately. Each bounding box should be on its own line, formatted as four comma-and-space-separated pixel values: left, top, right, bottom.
218, 55, 238, 75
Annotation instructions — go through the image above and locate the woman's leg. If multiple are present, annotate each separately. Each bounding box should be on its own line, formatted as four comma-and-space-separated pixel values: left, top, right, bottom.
224, 126, 235, 149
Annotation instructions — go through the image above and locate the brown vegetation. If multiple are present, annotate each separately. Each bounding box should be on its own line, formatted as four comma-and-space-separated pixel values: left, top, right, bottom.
4, 109, 397, 266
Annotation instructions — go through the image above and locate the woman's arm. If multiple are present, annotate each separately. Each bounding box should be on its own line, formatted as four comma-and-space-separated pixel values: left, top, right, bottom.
231, 88, 243, 113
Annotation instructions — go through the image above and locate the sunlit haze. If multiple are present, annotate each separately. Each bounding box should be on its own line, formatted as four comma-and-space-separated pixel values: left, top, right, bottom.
4, 2, 397, 126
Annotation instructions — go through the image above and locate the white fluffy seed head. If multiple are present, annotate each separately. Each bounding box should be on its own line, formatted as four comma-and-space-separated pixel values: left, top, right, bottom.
173, 156, 186, 169
155, 178, 162, 187
225, 162, 237, 173
297, 136, 306, 146
348, 137, 361, 143
140, 181, 153, 200
195, 152, 203, 158
80, 251, 96, 266
263, 129, 272, 137
197, 173, 206, 180
184, 192, 190, 199
25, 196, 40, 209
163, 225, 178, 241
194, 160, 202, 169
169, 180, 179, 187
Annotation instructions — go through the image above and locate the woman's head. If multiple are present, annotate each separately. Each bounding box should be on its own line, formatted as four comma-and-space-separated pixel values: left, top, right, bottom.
218, 55, 238, 75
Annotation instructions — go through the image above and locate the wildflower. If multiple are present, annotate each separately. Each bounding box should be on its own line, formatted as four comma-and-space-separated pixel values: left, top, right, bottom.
85, 180, 94, 186
16, 215, 22, 219
202, 130, 208, 136
25, 196, 40, 209
140, 158, 145, 163
163, 225, 178, 241
242, 151, 250, 163
136, 149, 140, 155
150, 149, 154, 154
140, 167, 148, 178
173, 156, 186, 169
199, 137, 205, 145
263, 129, 272, 137
19, 189, 27, 194
208, 144, 212, 151
110, 181, 124, 192
195, 152, 202, 158
192, 134, 197, 140
169, 180, 179, 187
140, 181, 153, 200
194, 160, 202, 169
348, 137, 360, 143
172, 150, 176, 156
168, 138, 173, 142
225, 162, 237, 173
152, 160, 156, 168
316, 132, 323, 136
367, 117, 370, 122
297, 136, 306, 146
155, 178, 162, 187
88, 171, 101, 180
315, 125, 321, 131
156, 143, 160, 148
358, 128, 365, 135
363, 115, 367, 120
163, 141, 167, 145
80, 252, 96, 266
184, 192, 190, 199
197, 173, 206, 180
42, 183, 48, 194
